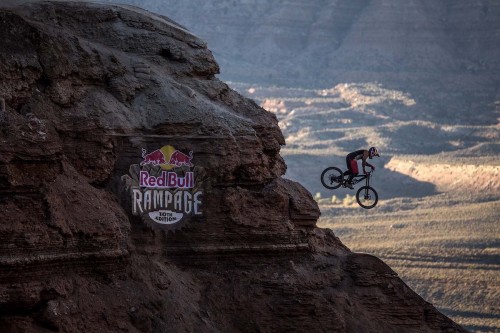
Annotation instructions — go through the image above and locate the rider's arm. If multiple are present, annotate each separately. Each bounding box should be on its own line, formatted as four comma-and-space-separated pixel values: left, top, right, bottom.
361, 151, 369, 173
362, 151, 375, 173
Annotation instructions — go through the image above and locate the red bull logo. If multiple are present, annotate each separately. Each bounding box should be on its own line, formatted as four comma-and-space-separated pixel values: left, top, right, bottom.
169, 150, 193, 168
141, 145, 193, 170
141, 148, 167, 166
122, 144, 203, 230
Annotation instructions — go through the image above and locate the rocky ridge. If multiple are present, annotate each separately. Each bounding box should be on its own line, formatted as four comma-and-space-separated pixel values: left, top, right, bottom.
106, 0, 500, 127
0, 2, 465, 332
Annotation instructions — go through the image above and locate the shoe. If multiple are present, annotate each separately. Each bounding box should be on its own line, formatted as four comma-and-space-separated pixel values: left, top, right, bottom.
345, 181, 354, 189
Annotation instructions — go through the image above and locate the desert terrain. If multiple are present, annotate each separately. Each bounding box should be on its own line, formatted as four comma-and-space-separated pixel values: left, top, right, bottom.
229, 82, 500, 333
4, 0, 498, 331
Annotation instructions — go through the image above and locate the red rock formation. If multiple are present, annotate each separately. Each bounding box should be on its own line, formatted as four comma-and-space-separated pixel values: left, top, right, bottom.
0, 2, 465, 332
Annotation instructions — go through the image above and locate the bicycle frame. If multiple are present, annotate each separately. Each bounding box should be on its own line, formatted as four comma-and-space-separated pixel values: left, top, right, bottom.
349, 172, 371, 187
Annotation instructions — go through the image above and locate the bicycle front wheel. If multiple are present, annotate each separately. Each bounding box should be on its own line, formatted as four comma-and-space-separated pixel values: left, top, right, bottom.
320, 167, 343, 190
356, 186, 378, 209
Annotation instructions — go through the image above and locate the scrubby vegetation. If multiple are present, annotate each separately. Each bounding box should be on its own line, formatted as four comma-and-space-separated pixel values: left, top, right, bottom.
318, 194, 500, 333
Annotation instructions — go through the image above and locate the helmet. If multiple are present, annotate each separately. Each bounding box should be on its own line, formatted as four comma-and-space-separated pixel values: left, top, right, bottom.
369, 147, 379, 158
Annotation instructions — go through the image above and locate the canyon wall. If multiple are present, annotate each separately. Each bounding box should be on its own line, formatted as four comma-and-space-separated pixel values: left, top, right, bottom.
106, 0, 500, 125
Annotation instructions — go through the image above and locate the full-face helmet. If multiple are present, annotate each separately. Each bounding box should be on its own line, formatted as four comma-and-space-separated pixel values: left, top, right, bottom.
369, 147, 380, 159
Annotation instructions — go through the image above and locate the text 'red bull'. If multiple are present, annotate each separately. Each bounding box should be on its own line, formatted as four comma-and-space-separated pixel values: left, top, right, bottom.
140, 171, 194, 188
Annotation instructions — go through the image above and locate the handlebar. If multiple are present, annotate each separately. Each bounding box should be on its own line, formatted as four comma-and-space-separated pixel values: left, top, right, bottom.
364, 167, 374, 175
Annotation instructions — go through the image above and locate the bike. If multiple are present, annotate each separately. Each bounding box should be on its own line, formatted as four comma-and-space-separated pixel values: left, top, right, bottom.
320, 166, 378, 209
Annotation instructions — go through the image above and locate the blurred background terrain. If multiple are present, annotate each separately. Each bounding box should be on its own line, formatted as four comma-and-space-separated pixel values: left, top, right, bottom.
96, 0, 498, 331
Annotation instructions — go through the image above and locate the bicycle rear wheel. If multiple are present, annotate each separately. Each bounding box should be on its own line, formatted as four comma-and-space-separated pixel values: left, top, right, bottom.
320, 167, 343, 190
356, 186, 378, 209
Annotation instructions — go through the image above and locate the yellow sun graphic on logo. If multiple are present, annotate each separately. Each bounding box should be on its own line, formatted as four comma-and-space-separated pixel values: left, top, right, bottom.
159, 145, 176, 170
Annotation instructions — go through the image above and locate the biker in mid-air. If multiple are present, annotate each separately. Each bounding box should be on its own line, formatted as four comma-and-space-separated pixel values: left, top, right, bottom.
343, 147, 380, 189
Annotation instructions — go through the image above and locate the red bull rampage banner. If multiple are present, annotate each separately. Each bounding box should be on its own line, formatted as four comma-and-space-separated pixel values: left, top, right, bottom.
122, 145, 203, 230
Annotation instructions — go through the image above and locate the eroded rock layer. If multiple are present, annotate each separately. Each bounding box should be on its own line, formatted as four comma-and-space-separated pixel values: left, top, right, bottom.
0, 2, 464, 332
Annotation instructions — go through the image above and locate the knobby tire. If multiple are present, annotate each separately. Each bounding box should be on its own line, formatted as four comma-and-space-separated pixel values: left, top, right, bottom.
320, 167, 343, 190
356, 186, 378, 209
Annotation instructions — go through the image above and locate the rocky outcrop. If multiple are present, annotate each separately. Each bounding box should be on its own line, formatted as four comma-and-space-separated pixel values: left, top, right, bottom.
0, 2, 465, 332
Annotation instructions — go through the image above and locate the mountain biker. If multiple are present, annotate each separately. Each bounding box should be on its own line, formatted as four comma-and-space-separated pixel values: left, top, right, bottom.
343, 147, 380, 189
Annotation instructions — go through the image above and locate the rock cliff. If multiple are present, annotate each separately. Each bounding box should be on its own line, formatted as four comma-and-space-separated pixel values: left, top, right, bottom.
0, 2, 465, 332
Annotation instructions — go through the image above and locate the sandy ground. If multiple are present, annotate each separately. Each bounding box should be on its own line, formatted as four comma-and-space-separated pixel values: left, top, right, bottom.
318, 193, 500, 333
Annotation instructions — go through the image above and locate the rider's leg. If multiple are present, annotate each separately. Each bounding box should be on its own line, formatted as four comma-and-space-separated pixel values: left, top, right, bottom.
347, 173, 355, 183
348, 160, 359, 183
345, 157, 353, 178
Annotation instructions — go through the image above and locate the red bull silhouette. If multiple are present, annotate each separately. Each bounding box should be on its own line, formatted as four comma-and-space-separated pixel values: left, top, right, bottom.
169, 150, 193, 167
141, 148, 167, 166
